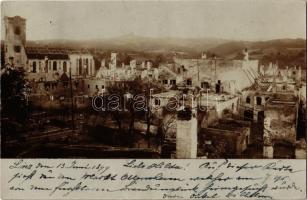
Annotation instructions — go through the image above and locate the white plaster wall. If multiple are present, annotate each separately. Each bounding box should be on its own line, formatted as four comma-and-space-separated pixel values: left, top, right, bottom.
176, 117, 197, 158
263, 145, 274, 158
295, 149, 306, 159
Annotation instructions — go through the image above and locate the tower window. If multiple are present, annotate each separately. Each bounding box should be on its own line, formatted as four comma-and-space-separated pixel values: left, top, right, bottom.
256, 97, 262, 105
246, 96, 251, 104
14, 45, 21, 53
14, 26, 21, 35
187, 79, 192, 86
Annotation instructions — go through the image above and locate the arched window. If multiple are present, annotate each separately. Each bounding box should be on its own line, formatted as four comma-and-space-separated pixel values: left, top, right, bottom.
63, 61, 67, 73
86, 58, 89, 75
246, 96, 251, 104
32, 61, 37, 73
53, 61, 57, 71
79, 58, 82, 75
256, 96, 262, 105
90, 59, 93, 75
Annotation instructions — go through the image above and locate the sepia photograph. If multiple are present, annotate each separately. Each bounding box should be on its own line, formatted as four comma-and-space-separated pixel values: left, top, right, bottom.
1, 0, 306, 159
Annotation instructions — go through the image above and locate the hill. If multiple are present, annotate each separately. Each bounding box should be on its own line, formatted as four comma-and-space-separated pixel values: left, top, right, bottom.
18, 36, 306, 68
26, 34, 230, 54
208, 38, 306, 68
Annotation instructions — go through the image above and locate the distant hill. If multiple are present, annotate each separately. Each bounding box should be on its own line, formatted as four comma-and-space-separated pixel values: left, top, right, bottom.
208, 39, 305, 57
208, 38, 306, 68
9, 35, 305, 69
26, 34, 230, 54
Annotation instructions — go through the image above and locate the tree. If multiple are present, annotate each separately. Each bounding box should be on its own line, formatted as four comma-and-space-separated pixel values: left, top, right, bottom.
1, 68, 30, 143
1, 68, 29, 122
105, 77, 165, 147
141, 79, 165, 148
157, 114, 176, 146
106, 81, 127, 136
153, 54, 165, 67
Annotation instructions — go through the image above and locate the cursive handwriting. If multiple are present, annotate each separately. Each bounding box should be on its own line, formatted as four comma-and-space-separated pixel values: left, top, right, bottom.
3, 159, 305, 199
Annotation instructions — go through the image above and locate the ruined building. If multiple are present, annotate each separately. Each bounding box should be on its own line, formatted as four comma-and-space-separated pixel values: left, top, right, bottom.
3, 16, 96, 81
3, 16, 27, 69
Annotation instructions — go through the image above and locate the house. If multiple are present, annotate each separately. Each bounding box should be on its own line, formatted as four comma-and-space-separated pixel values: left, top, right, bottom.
263, 93, 298, 158
199, 119, 251, 157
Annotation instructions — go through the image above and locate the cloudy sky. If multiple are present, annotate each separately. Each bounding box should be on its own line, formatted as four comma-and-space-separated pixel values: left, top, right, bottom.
1, 0, 306, 41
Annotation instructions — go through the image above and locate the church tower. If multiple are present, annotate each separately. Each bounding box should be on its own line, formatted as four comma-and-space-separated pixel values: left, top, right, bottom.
4, 16, 27, 69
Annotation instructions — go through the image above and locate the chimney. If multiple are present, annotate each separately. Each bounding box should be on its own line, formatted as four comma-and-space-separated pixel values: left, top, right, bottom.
176, 107, 197, 158
243, 48, 249, 61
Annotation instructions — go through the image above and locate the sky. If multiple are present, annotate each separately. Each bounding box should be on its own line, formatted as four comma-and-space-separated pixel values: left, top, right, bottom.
1, 0, 306, 41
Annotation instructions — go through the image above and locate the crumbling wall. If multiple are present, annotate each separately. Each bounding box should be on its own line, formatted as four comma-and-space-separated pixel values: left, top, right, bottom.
264, 105, 297, 143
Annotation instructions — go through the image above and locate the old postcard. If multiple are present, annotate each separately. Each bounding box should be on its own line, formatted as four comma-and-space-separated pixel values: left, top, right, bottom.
1, 0, 306, 199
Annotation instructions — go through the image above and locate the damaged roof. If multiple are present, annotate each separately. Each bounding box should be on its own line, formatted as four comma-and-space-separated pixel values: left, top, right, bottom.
27, 53, 69, 60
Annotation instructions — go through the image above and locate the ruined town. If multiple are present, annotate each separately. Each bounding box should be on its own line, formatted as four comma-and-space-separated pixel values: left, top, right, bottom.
1, 14, 306, 159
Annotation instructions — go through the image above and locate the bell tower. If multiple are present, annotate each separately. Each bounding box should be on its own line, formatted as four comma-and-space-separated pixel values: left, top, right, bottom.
4, 16, 27, 69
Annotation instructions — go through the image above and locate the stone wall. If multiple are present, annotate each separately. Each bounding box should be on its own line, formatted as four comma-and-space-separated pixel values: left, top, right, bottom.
174, 57, 259, 91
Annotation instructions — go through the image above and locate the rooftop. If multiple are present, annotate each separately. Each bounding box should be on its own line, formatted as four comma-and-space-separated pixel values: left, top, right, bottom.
4, 15, 26, 21
27, 53, 69, 60
26, 46, 91, 56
